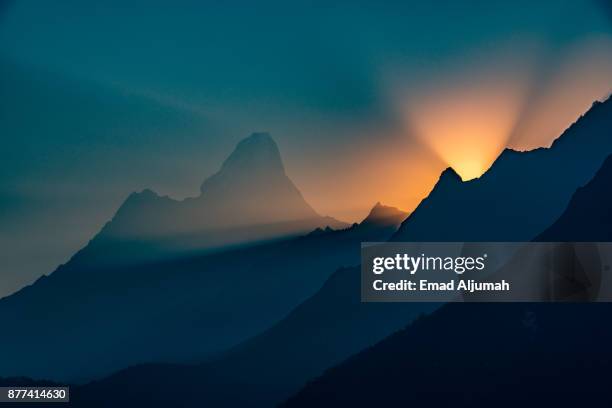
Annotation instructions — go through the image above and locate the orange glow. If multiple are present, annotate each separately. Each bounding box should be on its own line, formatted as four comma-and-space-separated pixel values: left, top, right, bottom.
397, 38, 612, 182
404, 71, 530, 180
291, 131, 445, 222
295, 39, 612, 222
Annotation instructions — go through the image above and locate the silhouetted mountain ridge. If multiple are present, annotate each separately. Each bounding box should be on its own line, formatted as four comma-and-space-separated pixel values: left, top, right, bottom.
283, 139, 612, 408
393, 96, 612, 242
537, 153, 612, 241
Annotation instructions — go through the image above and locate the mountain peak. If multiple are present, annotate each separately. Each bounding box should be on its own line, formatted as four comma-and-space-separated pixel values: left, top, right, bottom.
234, 132, 278, 156
360, 202, 408, 227
247, 131, 274, 142
120, 188, 164, 210
201, 132, 285, 193
223, 132, 284, 172
439, 167, 462, 183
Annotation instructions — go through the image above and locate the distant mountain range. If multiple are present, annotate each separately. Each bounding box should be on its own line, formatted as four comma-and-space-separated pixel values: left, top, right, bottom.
0, 134, 401, 382
2, 95, 611, 407
86, 132, 346, 265
393, 97, 612, 241
68, 96, 612, 407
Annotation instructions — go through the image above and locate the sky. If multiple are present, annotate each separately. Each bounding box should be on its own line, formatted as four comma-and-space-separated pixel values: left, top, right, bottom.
1, 0, 612, 297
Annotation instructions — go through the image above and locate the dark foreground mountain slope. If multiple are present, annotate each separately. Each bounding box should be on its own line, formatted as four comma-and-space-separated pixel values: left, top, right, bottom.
393, 96, 612, 242
284, 302, 612, 407
70, 266, 436, 407
283, 154, 612, 408
537, 154, 612, 241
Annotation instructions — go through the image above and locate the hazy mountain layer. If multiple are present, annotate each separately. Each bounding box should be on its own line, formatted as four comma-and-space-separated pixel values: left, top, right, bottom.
0, 59, 214, 298
0, 200, 400, 382
69, 266, 435, 407
91, 132, 346, 263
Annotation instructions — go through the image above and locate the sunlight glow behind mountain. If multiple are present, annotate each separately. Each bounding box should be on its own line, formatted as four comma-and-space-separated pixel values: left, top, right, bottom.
396, 37, 612, 181
405, 79, 528, 180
